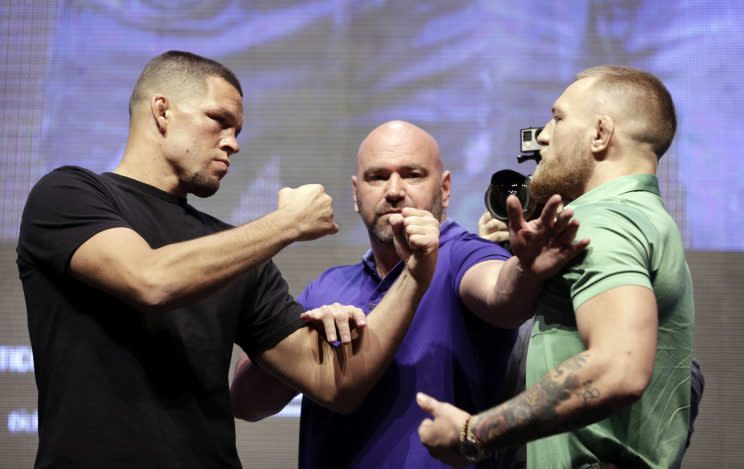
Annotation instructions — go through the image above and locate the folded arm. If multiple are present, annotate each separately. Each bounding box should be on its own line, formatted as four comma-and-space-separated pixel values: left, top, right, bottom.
230, 353, 299, 422
231, 304, 368, 421
248, 208, 439, 415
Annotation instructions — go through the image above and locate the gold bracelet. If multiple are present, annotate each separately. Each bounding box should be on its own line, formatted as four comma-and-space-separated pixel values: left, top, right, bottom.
460, 415, 472, 444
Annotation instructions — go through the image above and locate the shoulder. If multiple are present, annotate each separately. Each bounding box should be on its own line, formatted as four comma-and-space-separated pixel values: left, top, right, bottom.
442, 223, 511, 263
31, 166, 104, 193
307, 263, 364, 288
299, 262, 365, 307
572, 199, 658, 244
24, 166, 112, 214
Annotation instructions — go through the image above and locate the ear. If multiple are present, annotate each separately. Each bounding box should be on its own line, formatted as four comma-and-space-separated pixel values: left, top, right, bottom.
351, 175, 359, 213
591, 115, 614, 154
440, 170, 451, 209
150, 95, 169, 136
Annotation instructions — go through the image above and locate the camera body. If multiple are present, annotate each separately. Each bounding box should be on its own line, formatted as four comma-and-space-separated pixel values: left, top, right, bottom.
520, 127, 542, 153
517, 127, 543, 163
484, 127, 543, 221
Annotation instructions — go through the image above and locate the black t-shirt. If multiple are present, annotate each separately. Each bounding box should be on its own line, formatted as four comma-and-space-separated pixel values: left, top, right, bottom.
16, 166, 304, 469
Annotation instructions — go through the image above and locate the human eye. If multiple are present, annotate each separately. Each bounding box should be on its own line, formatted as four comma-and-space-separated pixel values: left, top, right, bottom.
404, 168, 426, 180
208, 113, 228, 128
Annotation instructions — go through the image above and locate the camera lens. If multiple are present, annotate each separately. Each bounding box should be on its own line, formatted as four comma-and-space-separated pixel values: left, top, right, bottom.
484, 169, 531, 221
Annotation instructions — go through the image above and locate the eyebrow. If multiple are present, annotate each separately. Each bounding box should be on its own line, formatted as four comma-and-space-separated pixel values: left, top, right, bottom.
363, 163, 427, 176
208, 107, 243, 136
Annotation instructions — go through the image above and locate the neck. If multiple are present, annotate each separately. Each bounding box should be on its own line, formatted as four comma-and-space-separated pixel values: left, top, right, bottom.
584, 147, 657, 193
114, 137, 184, 197
369, 238, 401, 278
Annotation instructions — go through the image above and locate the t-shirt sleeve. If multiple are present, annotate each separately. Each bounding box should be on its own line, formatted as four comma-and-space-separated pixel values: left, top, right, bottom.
17, 167, 132, 276
234, 260, 304, 358
448, 233, 512, 295
565, 203, 653, 311
296, 283, 311, 310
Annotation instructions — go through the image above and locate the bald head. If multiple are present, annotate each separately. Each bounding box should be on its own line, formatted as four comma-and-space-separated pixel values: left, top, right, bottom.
576, 65, 676, 158
357, 120, 442, 173
352, 121, 450, 242
128, 51, 243, 119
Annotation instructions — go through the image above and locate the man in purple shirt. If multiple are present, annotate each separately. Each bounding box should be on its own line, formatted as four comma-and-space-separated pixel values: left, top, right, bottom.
231, 120, 586, 468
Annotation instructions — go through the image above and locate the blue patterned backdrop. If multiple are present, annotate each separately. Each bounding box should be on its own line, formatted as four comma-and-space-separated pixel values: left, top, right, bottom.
1, 1, 743, 467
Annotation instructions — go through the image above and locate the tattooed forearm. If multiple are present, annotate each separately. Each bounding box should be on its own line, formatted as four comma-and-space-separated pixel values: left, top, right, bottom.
472, 352, 607, 448
576, 380, 600, 404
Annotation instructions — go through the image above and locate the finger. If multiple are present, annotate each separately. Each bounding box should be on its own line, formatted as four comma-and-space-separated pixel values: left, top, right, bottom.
389, 213, 404, 232
389, 213, 412, 257
350, 308, 367, 328
506, 195, 527, 231
416, 392, 439, 415
318, 306, 338, 344
558, 234, 590, 262
557, 219, 580, 246
418, 418, 434, 443
569, 237, 591, 256
401, 207, 435, 218
404, 223, 437, 237
485, 217, 508, 232
299, 308, 322, 322
478, 211, 491, 237
406, 233, 439, 251
478, 210, 492, 225
331, 305, 353, 344
538, 194, 563, 227
401, 214, 439, 230
552, 207, 575, 234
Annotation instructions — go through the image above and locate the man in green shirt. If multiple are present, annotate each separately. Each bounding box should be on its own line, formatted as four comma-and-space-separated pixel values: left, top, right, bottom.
417, 65, 694, 469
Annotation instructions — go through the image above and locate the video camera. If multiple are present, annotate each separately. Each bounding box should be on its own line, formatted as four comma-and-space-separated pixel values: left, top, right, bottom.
484, 127, 543, 221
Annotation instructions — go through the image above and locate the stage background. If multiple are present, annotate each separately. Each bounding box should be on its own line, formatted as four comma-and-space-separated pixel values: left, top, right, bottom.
1, 1, 742, 467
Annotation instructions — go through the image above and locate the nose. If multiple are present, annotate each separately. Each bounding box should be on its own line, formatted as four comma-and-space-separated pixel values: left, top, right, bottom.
537, 120, 551, 145
384, 173, 405, 204
221, 133, 240, 156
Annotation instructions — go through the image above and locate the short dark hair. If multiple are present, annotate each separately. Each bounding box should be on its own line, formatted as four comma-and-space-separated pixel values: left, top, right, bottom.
577, 65, 676, 158
128, 51, 243, 116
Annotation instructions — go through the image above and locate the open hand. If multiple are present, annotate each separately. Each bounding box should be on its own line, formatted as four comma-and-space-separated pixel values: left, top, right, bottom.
300, 303, 367, 346
507, 194, 589, 279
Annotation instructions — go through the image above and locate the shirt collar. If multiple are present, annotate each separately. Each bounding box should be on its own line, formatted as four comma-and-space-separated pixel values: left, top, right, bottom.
567, 173, 660, 208
361, 217, 462, 276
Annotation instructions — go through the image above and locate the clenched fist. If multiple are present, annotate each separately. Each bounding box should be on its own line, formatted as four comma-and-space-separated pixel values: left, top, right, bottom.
478, 211, 509, 244
388, 208, 439, 286
278, 185, 339, 241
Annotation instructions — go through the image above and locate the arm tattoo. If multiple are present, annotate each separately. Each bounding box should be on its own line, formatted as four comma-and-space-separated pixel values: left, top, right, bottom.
473, 352, 602, 448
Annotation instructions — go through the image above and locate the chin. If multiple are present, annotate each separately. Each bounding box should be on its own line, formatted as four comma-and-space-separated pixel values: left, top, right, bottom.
191, 181, 220, 198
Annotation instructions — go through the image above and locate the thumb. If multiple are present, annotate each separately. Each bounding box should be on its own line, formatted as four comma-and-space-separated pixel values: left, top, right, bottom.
416, 392, 438, 415
389, 213, 411, 258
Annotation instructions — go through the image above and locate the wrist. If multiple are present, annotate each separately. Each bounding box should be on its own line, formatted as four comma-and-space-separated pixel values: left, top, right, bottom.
458, 414, 492, 463
270, 208, 302, 243
512, 256, 544, 283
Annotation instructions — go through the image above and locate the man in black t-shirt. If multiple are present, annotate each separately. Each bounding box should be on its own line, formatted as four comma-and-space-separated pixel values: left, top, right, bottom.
16, 51, 441, 469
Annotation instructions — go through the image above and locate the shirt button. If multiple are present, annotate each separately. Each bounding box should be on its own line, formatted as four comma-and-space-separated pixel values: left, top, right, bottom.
368, 303, 376, 311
